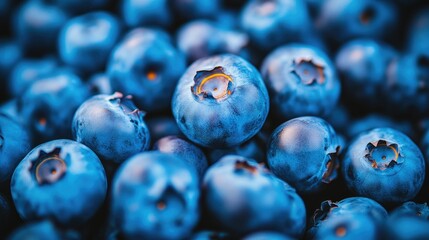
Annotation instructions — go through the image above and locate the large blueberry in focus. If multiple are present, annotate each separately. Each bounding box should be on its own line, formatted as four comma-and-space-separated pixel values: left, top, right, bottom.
203, 155, 306, 238
342, 128, 425, 204
267, 117, 341, 194
72, 93, 150, 163
7, 220, 80, 240
261, 44, 340, 119
59, 11, 121, 74
172, 54, 269, 148
240, 0, 312, 51
308, 197, 388, 239
0, 114, 32, 184
11, 139, 107, 226
316, 0, 397, 43
335, 39, 397, 107
18, 71, 90, 143
177, 20, 250, 63
121, 0, 171, 28
108, 28, 186, 112
111, 151, 199, 239
8, 57, 58, 97
13, 1, 69, 55
153, 136, 208, 179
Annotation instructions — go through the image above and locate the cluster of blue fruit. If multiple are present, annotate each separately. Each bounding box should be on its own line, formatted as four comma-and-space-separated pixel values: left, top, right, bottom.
1, 0, 429, 239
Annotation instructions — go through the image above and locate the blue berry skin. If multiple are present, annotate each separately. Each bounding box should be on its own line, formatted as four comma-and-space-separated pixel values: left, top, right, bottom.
108, 28, 186, 112
384, 53, 429, 116
0, 114, 32, 184
8, 57, 58, 97
316, 0, 397, 43
121, 0, 171, 28
386, 202, 429, 239
177, 20, 250, 64
7, 220, 81, 240
111, 151, 200, 240
146, 116, 184, 143
18, 70, 90, 143
72, 93, 151, 163
407, 9, 429, 57
261, 44, 340, 119
243, 232, 294, 240
203, 155, 306, 238
314, 213, 380, 240
172, 54, 269, 148
335, 39, 397, 107
390, 201, 429, 219
153, 136, 208, 179
13, 1, 69, 55
342, 128, 425, 204
240, 0, 312, 52
171, 0, 221, 20
11, 139, 107, 226
87, 73, 113, 95
59, 11, 121, 75
267, 117, 341, 194
308, 197, 388, 239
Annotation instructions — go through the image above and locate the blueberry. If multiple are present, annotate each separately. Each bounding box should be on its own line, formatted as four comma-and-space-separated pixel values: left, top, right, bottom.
308, 197, 388, 239
121, 0, 171, 28
153, 136, 208, 179
108, 28, 186, 112
172, 54, 269, 148
316, 0, 397, 43
267, 117, 341, 194
18, 70, 90, 143
59, 11, 121, 74
335, 39, 397, 108
0, 40, 22, 100
72, 93, 151, 163
386, 202, 429, 239
390, 201, 429, 219
8, 57, 58, 97
177, 20, 250, 63
13, 1, 69, 55
0, 114, 32, 184
240, 0, 312, 51
203, 155, 306, 237
111, 151, 199, 239
407, 9, 429, 57
342, 128, 425, 204
11, 139, 107, 226
261, 44, 340, 119
7, 220, 80, 240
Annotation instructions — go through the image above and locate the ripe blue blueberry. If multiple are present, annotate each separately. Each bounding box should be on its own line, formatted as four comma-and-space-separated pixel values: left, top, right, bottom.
59, 11, 121, 74
72, 93, 151, 163
18, 70, 90, 143
172, 54, 269, 148
121, 0, 171, 28
342, 128, 425, 204
108, 28, 186, 112
316, 0, 397, 43
11, 139, 107, 226
177, 20, 250, 63
407, 9, 429, 56
7, 220, 80, 240
153, 136, 208, 179
308, 197, 388, 239
267, 117, 341, 194
203, 155, 306, 238
0, 114, 32, 184
0, 40, 22, 99
261, 44, 340, 119
240, 0, 312, 51
386, 202, 429, 239
111, 151, 200, 239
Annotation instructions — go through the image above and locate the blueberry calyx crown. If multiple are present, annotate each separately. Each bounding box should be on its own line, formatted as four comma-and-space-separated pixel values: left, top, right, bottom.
364, 140, 403, 171
322, 146, 341, 184
291, 59, 325, 85
234, 160, 258, 174
191, 66, 235, 101
31, 147, 67, 185
109, 92, 145, 117
313, 200, 338, 226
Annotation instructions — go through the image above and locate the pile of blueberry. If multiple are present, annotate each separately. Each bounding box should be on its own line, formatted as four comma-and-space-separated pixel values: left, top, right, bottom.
1, 0, 429, 239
